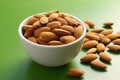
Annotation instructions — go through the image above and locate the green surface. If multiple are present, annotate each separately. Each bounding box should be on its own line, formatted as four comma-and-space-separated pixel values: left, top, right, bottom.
0, 0, 120, 80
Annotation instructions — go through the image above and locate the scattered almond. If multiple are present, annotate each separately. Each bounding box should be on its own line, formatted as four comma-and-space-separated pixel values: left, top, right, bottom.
113, 39, 120, 45
80, 54, 98, 62
106, 33, 119, 40
86, 48, 97, 54
67, 68, 85, 77
99, 52, 112, 62
101, 29, 113, 36
84, 20, 95, 27
96, 43, 105, 52
108, 45, 120, 51
103, 21, 113, 27
91, 60, 107, 69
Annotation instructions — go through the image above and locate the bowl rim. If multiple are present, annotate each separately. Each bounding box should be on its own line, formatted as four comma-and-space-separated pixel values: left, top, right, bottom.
18, 12, 86, 48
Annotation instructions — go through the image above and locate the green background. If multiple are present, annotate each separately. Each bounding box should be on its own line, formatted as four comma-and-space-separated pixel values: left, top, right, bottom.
0, 0, 120, 80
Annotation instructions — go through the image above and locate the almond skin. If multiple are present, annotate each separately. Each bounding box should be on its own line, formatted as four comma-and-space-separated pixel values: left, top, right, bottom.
56, 17, 68, 25
74, 26, 84, 39
98, 34, 111, 44
83, 40, 98, 49
48, 13, 59, 21
103, 21, 113, 27
99, 52, 112, 62
108, 45, 120, 51
60, 35, 76, 44
27, 36, 37, 43
96, 43, 105, 52
80, 54, 98, 62
106, 33, 119, 40
86, 33, 100, 41
113, 39, 120, 45
60, 25, 75, 33
101, 29, 113, 36
84, 20, 95, 27
48, 40, 63, 45
26, 17, 39, 25
47, 21, 61, 29
91, 28, 104, 33
67, 68, 85, 77
39, 32, 59, 41
86, 48, 97, 54
91, 60, 107, 69
39, 16, 49, 24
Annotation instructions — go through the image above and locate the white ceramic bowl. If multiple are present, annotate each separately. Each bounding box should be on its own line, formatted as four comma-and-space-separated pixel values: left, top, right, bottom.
18, 13, 86, 67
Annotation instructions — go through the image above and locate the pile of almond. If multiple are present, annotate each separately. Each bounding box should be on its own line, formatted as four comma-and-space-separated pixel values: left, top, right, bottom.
22, 10, 84, 46
67, 20, 120, 78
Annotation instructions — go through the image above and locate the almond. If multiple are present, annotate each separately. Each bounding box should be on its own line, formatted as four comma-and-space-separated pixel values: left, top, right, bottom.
39, 32, 59, 41
33, 21, 42, 28
98, 34, 111, 44
83, 38, 90, 43
34, 14, 45, 19
37, 38, 48, 45
52, 29, 71, 36
67, 68, 85, 77
47, 21, 61, 29
27, 36, 37, 43
91, 28, 104, 33
86, 48, 97, 54
26, 17, 39, 25
96, 43, 105, 52
101, 29, 113, 36
84, 20, 95, 27
83, 40, 98, 49
46, 10, 59, 16
108, 45, 120, 51
99, 52, 112, 62
113, 39, 120, 45
56, 17, 68, 25
86, 33, 100, 41
34, 27, 51, 37
106, 33, 119, 40
48, 13, 59, 21
103, 21, 113, 27
60, 25, 74, 33
84, 23, 90, 31
60, 35, 76, 44
22, 25, 33, 33
48, 40, 63, 45
64, 17, 79, 26
39, 16, 49, 24
80, 54, 98, 62
74, 26, 84, 39
91, 60, 107, 69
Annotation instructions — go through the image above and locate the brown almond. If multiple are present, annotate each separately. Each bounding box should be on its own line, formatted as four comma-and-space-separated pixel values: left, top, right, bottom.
86, 33, 100, 41
83, 38, 90, 43
103, 21, 113, 27
96, 43, 105, 52
86, 48, 97, 54
98, 34, 111, 44
26, 17, 39, 25
91, 60, 107, 69
113, 39, 120, 45
60, 25, 74, 33
27, 36, 37, 43
56, 17, 68, 25
39, 32, 59, 41
34, 27, 51, 37
48, 40, 63, 45
64, 17, 79, 26
74, 26, 84, 39
52, 29, 71, 36
33, 21, 42, 28
34, 14, 45, 19
83, 40, 98, 49
84, 20, 95, 27
39, 16, 49, 24
106, 33, 119, 40
80, 54, 98, 62
108, 45, 120, 51
47, 21, 61, 29
99, 52, 112, 62
37, 38, 48, 45
84, 23, 90, 31
48, 13, 59, 21
67, 68, 85, 77
91, 28, 104, 33
22, 25, 33, 33
117, 31, 120, 35
101, 29, 113, 36
60, 35, 76, 44
46, 10, 59, 16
